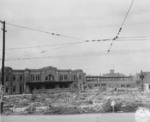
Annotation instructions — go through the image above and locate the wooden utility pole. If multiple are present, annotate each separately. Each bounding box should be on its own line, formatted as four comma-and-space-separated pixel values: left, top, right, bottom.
0, 20, 6, 114
140, 70, 144, 91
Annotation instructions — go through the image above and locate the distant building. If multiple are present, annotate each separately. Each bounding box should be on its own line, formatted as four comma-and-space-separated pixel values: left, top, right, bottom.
136, 72, 150, 92
86, 69, 136, 89
0, 66, 86, 95
103, 69, 124, 77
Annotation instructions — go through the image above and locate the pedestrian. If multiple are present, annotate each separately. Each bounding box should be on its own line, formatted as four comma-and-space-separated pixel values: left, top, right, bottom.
111, 100, 116, 113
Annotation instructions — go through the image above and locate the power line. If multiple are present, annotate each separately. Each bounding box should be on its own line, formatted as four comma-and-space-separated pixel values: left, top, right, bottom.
82, 37, 150, 43
85, 38, 113, 42
116, 39, 150, 41
3, 21, 149, 53
7, 20, 148, 47
108, 0, 135, 53
6, 22, 84, 41
2, 37, 148, 59
120, 0, 135, 28
119, 36, 150, 39
0, 38, 114, 52
0, 41, 86, 51
2, 49, 150, 61
40, 41, 87, 54
0, 36, 149, 52
6, 22, 60, 35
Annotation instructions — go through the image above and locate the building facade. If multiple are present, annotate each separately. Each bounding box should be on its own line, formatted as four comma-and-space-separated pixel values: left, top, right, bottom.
0, 66, 86, 95
86, 69, 136, 89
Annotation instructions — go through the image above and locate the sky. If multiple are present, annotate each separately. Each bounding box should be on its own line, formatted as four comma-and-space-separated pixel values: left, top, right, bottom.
0, 0, 150, 75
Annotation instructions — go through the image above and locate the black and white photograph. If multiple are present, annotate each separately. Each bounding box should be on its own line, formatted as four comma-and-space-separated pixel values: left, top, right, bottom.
0, 0, 150, 122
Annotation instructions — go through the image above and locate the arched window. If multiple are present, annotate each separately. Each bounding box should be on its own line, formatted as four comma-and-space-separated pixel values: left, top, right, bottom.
45, 74, 54, 81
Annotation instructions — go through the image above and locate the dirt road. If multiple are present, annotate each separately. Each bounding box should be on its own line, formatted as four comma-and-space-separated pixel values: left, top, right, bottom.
1, 113, 136, 122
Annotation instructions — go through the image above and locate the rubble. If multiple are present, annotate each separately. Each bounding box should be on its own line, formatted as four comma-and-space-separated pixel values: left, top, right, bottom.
3, 89, 150, 115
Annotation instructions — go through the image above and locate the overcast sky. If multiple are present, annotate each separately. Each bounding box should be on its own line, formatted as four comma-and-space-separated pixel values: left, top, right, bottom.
0, 0, 150, 75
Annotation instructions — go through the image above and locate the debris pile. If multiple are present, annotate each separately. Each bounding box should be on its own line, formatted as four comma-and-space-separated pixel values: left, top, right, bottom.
3, 89, 150, 115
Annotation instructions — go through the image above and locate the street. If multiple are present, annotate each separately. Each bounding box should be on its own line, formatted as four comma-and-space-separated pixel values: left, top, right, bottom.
1, 113, 136, 122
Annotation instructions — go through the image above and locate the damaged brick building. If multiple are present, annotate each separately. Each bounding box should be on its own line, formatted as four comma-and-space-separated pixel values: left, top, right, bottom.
0, 66, 86, 95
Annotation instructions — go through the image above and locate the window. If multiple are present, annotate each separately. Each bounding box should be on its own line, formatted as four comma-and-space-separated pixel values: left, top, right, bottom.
59, 75, 63, 80
5, 87, 9, 93
38, 75, 40, 80
36, 75, 40, 81
149, 84, 150, 89
33, 75, 35, 81
31, 74, 34, 81
79, 75, 82, 80
73, 75, 76, 80
45, 76, 48, 80
64, 75, 67, 80
121, 84, 125, 87
45, 74, 54, 81
13, 75, 16, 81
20, 75, 23, 81
36, 75, 37, 80
6, 75, 9, 82
13, 86, 16, 92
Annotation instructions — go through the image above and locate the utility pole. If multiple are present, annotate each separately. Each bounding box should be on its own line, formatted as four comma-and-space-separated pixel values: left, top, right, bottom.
140, 70, 144, 91
0, 20, 6, 114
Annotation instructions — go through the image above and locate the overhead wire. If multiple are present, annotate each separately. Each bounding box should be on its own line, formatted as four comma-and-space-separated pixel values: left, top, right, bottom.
1, 5, 149, 62
6, 22, 84, 41
119, 36, 150, 39
116, 39, 150, 41
40, 41, 87, 54
0, 41, 86, 52
3, 19, 149, 53
0, 38, 114, 52
3, 49, 150, 61
0, 36, 149, 52
80, 36, 150, 43
107, 0, 135, 53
